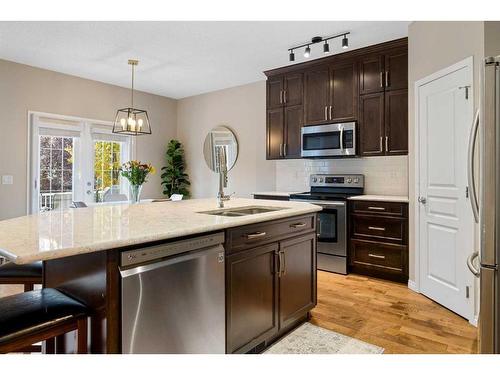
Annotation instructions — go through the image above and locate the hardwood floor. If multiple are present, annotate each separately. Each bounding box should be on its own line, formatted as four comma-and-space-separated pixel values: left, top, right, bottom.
310, 271, 478, 354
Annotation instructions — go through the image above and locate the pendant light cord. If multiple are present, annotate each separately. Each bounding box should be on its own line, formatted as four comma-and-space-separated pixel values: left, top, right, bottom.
131, 63, 135, 108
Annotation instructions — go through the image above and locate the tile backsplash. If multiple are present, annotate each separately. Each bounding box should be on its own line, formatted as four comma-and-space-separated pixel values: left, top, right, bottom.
275, 156, 408, 196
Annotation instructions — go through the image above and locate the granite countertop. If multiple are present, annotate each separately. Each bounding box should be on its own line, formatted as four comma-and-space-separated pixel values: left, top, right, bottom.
252, 191, 303, 197
348, 195, 409, 203
0, 198, 322, 264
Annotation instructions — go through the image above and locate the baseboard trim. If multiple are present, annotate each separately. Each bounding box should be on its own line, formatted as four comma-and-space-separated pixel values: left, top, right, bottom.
407, 279, 419, 293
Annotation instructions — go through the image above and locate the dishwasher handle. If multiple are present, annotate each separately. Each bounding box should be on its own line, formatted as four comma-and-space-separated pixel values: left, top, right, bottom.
120, 244, 224, 278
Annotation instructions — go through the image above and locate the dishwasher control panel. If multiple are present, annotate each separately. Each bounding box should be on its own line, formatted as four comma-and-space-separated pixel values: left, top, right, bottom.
120, 232, 225, 268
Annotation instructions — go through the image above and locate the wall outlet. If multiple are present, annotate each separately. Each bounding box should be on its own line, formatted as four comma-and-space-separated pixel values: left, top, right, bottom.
1, 175, 13, 185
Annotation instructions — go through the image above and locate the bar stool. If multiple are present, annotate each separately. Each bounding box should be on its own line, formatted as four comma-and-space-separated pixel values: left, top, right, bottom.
0, 261, 43, 292
0, 288, 89, 354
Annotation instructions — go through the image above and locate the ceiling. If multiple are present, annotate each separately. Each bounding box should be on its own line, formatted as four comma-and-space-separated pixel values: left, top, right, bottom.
0, 21, 410, 99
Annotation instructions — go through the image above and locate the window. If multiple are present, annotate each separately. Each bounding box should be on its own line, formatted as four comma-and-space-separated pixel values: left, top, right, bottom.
93, 141, 122, 203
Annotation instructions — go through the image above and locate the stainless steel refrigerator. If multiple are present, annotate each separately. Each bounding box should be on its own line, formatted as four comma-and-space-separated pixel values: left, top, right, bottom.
467, 55, 500, 354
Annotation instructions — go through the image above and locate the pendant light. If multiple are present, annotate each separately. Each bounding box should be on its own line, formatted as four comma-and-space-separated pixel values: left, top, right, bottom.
113, 59, 152, 136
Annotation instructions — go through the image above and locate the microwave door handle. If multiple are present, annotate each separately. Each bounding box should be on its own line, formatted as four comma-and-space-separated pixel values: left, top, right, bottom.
340, 127, 344, 151
467, 109, 480, 223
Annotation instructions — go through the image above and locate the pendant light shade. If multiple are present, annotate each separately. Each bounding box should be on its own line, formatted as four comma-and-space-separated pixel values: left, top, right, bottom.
304, 45, 311, 58
323, 41, 330, 54
289, 50, 295, 62
342, 35, 349, 49
113, 60, 152, 136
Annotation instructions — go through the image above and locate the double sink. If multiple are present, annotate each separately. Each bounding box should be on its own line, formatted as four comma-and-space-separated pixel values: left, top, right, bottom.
199, 206, 287, 217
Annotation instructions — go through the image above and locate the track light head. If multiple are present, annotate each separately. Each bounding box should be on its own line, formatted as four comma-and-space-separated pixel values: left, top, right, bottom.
342, 35, 349, 49
289, 50, 295, 62
323, 41, 330, 54
304, 45, 311, 58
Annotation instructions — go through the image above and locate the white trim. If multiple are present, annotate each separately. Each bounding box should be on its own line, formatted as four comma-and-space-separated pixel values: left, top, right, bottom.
407, 279, 419, 293
413, 56, 475, 321
470, 314, 478, 327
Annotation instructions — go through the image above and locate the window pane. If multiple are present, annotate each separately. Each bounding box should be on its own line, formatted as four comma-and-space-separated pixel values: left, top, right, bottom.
94, 140, 122, 202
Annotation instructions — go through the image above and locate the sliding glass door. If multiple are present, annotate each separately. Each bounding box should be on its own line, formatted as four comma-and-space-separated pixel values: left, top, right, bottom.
29, 113, 134, 213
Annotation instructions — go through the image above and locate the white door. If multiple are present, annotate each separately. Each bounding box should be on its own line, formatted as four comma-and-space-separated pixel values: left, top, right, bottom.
417, 58, 474, 320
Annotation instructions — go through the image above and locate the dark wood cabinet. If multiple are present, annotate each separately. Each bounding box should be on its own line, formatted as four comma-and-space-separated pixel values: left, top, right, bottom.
226, 243, 279, 354
348, 200, 408, 283
304, 66, 330, 126
225, 214, 317, 353
359, 92, 385, 156
265, 37, 408, 159
278, 233, 316, 330
359, 55, 384, 95
266, 73, 304, 159
385, 89, 408, 155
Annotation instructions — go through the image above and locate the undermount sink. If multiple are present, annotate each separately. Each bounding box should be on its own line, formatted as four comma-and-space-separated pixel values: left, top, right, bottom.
199, 206, 287, 217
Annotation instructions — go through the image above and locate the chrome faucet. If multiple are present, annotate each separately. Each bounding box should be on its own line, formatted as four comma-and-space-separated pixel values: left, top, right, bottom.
216, 146, 232, 208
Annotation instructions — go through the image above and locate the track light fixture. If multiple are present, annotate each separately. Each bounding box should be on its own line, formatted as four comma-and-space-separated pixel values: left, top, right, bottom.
304, 45, 311, 58
287, 32, 350, 61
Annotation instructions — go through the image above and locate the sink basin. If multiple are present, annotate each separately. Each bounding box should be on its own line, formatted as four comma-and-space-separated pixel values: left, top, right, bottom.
199, 206, 287, 217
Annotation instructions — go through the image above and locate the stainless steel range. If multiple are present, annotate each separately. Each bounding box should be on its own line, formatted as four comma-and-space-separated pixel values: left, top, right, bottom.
290, 174, 364, 274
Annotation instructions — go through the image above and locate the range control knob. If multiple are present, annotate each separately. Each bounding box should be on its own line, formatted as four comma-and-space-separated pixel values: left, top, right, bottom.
347, 178, 352, 183
353, 177, 359, 183
319, 178, 324, 183
312, 177, 317, 182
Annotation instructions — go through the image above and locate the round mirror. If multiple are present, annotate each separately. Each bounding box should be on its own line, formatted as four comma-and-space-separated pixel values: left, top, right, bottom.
203, 126, 239, 172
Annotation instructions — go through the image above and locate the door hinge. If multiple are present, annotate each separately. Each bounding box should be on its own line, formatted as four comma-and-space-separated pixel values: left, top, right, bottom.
466, 286, 470, 299
459, 85, 471, 100
466, 186, 469, 198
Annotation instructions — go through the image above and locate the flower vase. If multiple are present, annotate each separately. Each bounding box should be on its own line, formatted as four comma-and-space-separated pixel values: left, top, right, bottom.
129, 184, 143, 204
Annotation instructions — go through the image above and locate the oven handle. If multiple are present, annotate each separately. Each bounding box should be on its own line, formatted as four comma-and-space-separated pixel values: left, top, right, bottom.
290, 199, 345, 206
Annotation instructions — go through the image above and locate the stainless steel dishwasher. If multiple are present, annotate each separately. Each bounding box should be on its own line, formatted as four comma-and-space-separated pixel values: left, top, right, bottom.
120, 232, 225, 354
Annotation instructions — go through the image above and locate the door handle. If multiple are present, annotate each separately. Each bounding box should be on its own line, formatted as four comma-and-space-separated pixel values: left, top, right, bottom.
368, 253, 385, 259
379, 72, 384, 87
368, 206, 385, 211
279, 144, 283, 157
467, 251, 480, 277
329, 105, 333, 120
290, 222, 306, 228
283, 143, 287, 157
385, 136, 389, 152
340, 127, 344, 151
379, 137, 383, 152
385, 71, 389, 87
324, 106, 328, 120
245, 231, 267, 240
279, 250, 286, 277
418, 197, 427, 204
283, 90, 287, 104
279, 90, 283, 104
368, 226, 386, 231
467, 109, 480, 223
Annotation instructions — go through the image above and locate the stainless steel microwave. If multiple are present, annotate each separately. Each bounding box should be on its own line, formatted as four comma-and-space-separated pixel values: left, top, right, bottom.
301, 122, 357, 158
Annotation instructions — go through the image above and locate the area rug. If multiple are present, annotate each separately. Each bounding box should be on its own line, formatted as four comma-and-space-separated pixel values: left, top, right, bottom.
264, 323, 384, 354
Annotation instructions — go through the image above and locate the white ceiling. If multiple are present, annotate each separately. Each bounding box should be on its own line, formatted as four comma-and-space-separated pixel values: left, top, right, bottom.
0, 21, 410, 99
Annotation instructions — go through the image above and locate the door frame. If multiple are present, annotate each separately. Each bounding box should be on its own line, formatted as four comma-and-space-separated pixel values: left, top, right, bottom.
27, 111, 136, 214
413, 56, 475, 323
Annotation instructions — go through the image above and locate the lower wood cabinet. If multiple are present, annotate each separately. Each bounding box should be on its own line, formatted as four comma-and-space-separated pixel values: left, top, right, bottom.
348, 200, 408, 282
225, 219, 317, 353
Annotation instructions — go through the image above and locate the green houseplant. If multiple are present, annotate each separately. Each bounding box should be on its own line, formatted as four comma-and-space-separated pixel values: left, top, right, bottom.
161, 139, 190, 198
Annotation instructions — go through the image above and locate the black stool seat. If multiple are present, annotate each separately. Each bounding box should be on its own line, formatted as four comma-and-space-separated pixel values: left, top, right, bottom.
0, 261, 42, 279
0, 288, 88, 340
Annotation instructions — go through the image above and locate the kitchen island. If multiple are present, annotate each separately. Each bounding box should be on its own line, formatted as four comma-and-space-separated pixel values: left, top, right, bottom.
0, 198, 321, 353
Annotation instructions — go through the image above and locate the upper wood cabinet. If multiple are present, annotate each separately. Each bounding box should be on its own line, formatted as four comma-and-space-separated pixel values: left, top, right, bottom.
266, 72, 304, 160
303, 62, 357, 126
264, 37, 408, 159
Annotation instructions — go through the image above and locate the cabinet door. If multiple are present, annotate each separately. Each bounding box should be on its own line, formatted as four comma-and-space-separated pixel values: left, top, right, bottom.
331, 61, 358, 122
359, 92, 385, 156
359, 55, 384, 95
267, 76, 284, 109
384, 49, 408, 91
278, 233, 316, 330
226, 243, 279, 353
283, 105, 303, 159
284, 73, 303, 106
304, 67, 330, 126
385, 89, 408, 155
266, 108, 284, 160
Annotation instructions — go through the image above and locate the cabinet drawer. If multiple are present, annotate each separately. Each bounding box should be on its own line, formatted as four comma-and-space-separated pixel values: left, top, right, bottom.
351, 215, 405, 243
350, 200, 407, 217
225, 215, 315, 254
350, 240, 405, 272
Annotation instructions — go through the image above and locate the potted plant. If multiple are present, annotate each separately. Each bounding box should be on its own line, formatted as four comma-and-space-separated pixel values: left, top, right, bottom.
120, 161, 155, 204
161, 140, 190, 198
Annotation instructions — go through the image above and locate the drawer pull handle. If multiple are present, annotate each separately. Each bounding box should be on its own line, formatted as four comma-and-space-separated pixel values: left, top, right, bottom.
290, 222, 306, 228
368, 226, 386, 231
368, 253, 386, 259
368, 206, 386, 211
245, 231, 267, 239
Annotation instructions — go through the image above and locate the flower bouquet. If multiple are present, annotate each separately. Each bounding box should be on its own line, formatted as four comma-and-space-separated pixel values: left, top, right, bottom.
120, 161, 156, 203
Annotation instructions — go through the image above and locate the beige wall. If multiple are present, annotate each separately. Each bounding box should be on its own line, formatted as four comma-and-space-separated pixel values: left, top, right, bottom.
408, 21, 485, 285
177, 81, 276, 199
0, 59, 177, 220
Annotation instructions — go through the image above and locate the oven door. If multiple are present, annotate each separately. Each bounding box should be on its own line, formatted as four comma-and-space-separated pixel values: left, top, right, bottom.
291, 200, 346, 256
301, 123, 356, 157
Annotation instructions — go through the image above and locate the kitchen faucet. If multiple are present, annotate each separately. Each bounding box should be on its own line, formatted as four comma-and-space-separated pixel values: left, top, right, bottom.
216, 147, 232, 208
